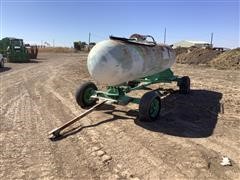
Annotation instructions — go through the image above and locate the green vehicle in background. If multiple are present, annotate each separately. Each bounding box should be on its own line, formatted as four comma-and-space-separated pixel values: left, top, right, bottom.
0, 53, 5, 67
0, 37, 30, 62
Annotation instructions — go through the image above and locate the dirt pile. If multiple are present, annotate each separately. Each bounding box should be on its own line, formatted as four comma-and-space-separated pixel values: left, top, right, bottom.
175, 47, 221, 65
174, 47, 188, 56
208, 48, 240, 70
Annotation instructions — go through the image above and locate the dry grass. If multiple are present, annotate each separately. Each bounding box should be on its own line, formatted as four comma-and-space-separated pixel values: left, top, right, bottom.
38, 47, 75, 53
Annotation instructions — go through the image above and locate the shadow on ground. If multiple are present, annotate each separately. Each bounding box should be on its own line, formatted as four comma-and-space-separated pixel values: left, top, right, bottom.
0, 67, 11, 73
51, 89, 222, 141
28, 59, 42, 63
135, 89, 222, 138
14, 59, 42, 63
50, 104, 136, 141
6, 59, 43, 64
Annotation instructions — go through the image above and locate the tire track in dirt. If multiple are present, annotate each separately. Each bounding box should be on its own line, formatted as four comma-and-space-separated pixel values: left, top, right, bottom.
22, 59, 102, 179
1, 72, 61, 178
1, 54, 97, 179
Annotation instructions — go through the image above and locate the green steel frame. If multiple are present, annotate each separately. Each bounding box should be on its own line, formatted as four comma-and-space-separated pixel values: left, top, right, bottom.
91, 68, 181, 105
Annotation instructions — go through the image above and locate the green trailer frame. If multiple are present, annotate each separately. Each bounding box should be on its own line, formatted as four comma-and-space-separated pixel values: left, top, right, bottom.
76, 68, 190, 121
49, 68, 190, 139
92, 68, 180, 104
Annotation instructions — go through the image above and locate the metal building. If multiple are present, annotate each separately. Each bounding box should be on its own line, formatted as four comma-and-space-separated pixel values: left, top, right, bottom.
173, 40, 211, 48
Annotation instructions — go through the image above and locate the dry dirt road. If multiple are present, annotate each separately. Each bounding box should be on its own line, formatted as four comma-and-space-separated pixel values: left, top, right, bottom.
1, 53, 239, 179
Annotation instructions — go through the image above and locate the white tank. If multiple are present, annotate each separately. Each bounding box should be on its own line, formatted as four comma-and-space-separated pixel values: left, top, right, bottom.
87, 37, 175, 86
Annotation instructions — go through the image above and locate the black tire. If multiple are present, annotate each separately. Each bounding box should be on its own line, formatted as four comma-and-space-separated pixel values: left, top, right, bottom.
75, 82, 98, 109
0, 59, 4, 68
139, 91, 161, 122
178, 76, 190, 94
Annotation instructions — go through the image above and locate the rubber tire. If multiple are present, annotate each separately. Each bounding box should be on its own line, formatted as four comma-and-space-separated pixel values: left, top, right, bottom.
75, 82, 97, 109
0, 59, 4, 68
179, 76, 190, 94
139, 91, 161, 122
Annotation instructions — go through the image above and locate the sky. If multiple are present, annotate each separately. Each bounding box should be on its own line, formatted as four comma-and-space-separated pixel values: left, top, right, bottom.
0, 0, 239, 48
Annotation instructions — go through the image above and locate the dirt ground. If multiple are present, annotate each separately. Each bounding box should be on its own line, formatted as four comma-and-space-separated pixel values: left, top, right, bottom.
1, 53, 239, 179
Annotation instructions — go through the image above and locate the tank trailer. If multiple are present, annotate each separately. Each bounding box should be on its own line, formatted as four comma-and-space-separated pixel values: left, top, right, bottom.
49, 34, 190, 139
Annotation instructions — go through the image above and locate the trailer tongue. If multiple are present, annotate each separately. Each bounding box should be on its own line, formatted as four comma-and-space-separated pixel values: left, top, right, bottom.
48, 100, 107, 139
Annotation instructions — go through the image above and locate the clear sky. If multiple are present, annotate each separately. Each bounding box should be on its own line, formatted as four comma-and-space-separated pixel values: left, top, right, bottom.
0, 0, 239, 48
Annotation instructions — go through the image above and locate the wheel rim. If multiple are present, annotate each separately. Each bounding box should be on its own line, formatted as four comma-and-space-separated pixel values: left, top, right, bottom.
149, 98, 160, 118
83, 87, 95, 105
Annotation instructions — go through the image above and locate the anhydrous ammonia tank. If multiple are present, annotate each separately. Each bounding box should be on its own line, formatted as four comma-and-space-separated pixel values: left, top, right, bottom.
87, 35, 176, 86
